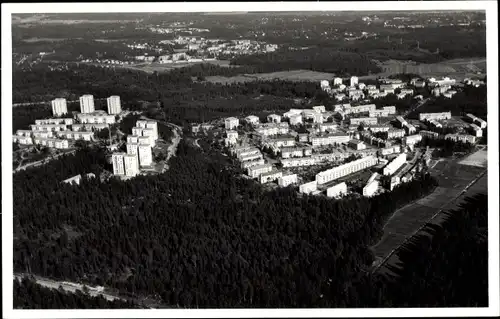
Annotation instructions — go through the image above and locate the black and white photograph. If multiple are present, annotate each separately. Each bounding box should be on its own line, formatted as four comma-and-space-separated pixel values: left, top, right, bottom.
1, 1, 499, 318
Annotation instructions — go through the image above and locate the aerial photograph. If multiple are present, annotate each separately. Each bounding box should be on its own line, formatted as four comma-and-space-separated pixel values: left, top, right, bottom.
3, 2, 497, 316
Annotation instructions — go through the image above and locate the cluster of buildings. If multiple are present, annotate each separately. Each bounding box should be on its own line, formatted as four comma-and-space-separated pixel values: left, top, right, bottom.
13, 95, 122, 149
111, 119, 159, 178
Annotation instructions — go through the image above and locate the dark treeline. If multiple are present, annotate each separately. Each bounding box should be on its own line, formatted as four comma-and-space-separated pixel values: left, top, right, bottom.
352, 193, 488, 307
230, 49, 382, 76
417, 137, 475, 158
411, 85, 487, 119
14, 277, 141, 309
14, 138, 439, 308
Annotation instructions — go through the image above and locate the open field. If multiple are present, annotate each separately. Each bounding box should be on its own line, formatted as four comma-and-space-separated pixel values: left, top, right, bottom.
371, 158, 487, 271
205, 69, 338, 84
81, 60, 233, 74
204, 75, 256, 84
459, 149, 488, 168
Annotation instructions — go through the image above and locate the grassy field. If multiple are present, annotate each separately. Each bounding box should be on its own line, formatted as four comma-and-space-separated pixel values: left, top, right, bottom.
204, 75, 256, 84
459, 149, 488, 168
84, 60, 234, 74
204, 69, 338, 84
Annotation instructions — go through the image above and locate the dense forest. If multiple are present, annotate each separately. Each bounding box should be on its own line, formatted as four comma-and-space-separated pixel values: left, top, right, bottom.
13, 138, 441, 308
230, 49, 381, 76
417, 137, 476, 158
353, 193, 488, 307
14, 277, 141, 309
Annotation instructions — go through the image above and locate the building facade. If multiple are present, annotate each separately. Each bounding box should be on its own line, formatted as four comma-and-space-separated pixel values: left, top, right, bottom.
51, 98, 68, 116
315, 155, 377, 185
79, 95, 95, 114
326, 182, 347, 198
107, 95, 122, 114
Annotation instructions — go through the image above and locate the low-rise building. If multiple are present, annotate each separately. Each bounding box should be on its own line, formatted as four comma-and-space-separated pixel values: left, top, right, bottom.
315, 155, 377, 185
318, 123, 338, 133
469, 124, 483, 137
299, 181, 318, 195
281, 156, 317, 168
289, 114, 303, 125
260, 170, 283, 184
245, 115, 260, 125
362, 180, 379, 197
445, 134, 477, 144
312, 105, 326, 113
281, 146, 312, 158
403, 123, 416, 135
12, 135, 33, 145
403, 134, 422, 146
310, 134, 350, 147
241, 158, 265, 170
240, 152, 264, 163
396, 116, 407, 128
419, 130, 440, 139
348, 139, 366, 150
349, 117, 378, 126
326, 182, 347, 198
297, 133, 309, 142
267, 137, 296, 148
386, 129, 406, 139
383, 153, 407, 176
248, 163, 273, 179
225, 117, 239, 130
76, 113, 116, 125
278, 173, 298, 187
419, 112, 452, 121
369, 125, 391, 133
267, 114, 282, 123
16, 130, 33, 137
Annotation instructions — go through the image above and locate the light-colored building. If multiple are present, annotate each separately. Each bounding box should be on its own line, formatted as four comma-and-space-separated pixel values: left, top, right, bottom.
315, 155, 377, 185
12, 135, 33, 145
36, 118, 73, 125
320, 80, 330, 89
350, 76, 359, 87
383, 153, 407, 176
297, 133, 309, 142
124, 154, 139, 177
311, 134, 350, 147
260, 170, 283, 184
403, 134, 423, 146
380, 145, 401, 156
318, 123, 338, 133
106, 95, 121, 114
299, 181, 318, 194
466, 113, 487, 129
312, 105, 326, 113
333, 77, 343, 86
267, 114, 282, 123
403, 123, 416, 135
343, 103, 376, 115
278, 173, 298, 187
326, 182, 347, 198
445, 134, 477, 144
138, 136, 151, 147
349, 117, 378, 126
145, 121, 158, 141
112, 153, 126, 175
51, 98, 68, 116
419, 112, 452, 121
79, 95, 95, 114
428, 120, 442, 129
32, 131, 53, 138
268, 137, 296, 148
72, 123, 108, 132
395, 116, 407, 128
62, 173, 96, 186
245, 115, 260, 125
289, 114, 303, 125
225, 117, 239, 130
126, 143, 139, 156
386, 129, 406, 139
241, 158, 265, 170
138, 144, 153, 166
281, 156, 317, 168
127, 135, 140, 144
348, 139, 366, 150
141, 128, 156, 145
469, 124, 483, 137
248, 163, 273, 179
226, 130, 238, 140
369, 125, 391, 133
77, 113, 116, 125
419, 130, 440, 139
16, 130, 32, 137
362, 180, 379, 197
31, 124, 67, 132
281, 146, 312, 158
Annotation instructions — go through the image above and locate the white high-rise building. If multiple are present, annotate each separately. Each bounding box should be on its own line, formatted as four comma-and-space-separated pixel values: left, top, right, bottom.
126, 143, 139, 156
142, 128, 156, 145
107, 95, 121, 115
79, 95, 95, 114
225, 117, 239, 130
51, 98, 68, 116
350, 76, 359, 87
138, 144, 153, 167
136, 120, 148, 128
146, 121, 159, 140
112, 153, 126, 175
132, 127, 143, 137
124, 154, 139, 177
333, 77, 343, 86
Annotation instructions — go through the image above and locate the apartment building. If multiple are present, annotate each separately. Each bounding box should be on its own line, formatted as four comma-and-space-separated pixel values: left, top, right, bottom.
428, 120, 442, 128
278, 173, 298, 187
106, 95, 122, 115
348, 140, 366, 150
72, 123, 108, 132
33, 137, 69, 149
268, 137, 296, 148
241, 158, 265, 170
349, 117, 378, 126
469, 124, 483, 137
138, 144, 153, 167
403, 134, 423, 145
226, 130, 238, 140
445, 134, 477, 144
245, 115, 260, 125
31, 124, 67, 132
126, 143, 139, 156
36, 118, 73, 125
362, 180, 379, 197
123, 154, 139, 177
260, 170, 283, 184
419, 112, 452, 121
383, 153, 407, 176
127, 135, 140, 144
315, 155, 377, 185
225, 117, 239, 130
112, 153, 126, 175
297, 133, 309, 143
280, 146, 312, 158
311, 134, 350, 147
299, 181, 318, 195
77, 113, 116, 125
386, 129, 406, 139
247, 163, 273, 179
333, 77, 343, 86
369, 125, 391, 133
236, 147, 261, 159
256, 123, 289, 136
79, 95, 95, 114
343, 104, 376, 115
12, 135, 33, 145
32, 131, 53, 138
419, 130, 440, 139
16, 130, 33, 137
403, 123, 416, 135
51, 98, 68, 116
267, 114, 282, 123
326, 182, 347, 198
318, 123, 338, 133
312, 105, 326, 113
281, 156, 317, 168
350, 76, 359, 87
289, 114, 303, 125
380, 145, 401, 156
466, 113, 487, 129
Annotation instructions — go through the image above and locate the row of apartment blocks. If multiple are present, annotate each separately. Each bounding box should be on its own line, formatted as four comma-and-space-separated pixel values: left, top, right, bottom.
51, 95, 121, 116
466, 113, 487, 129
13, 135, 71, 149
112, 120, 159, 177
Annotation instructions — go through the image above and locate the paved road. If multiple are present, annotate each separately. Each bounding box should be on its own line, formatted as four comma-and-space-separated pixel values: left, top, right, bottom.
370, 157, 487, 273
13, 150, 76, 173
